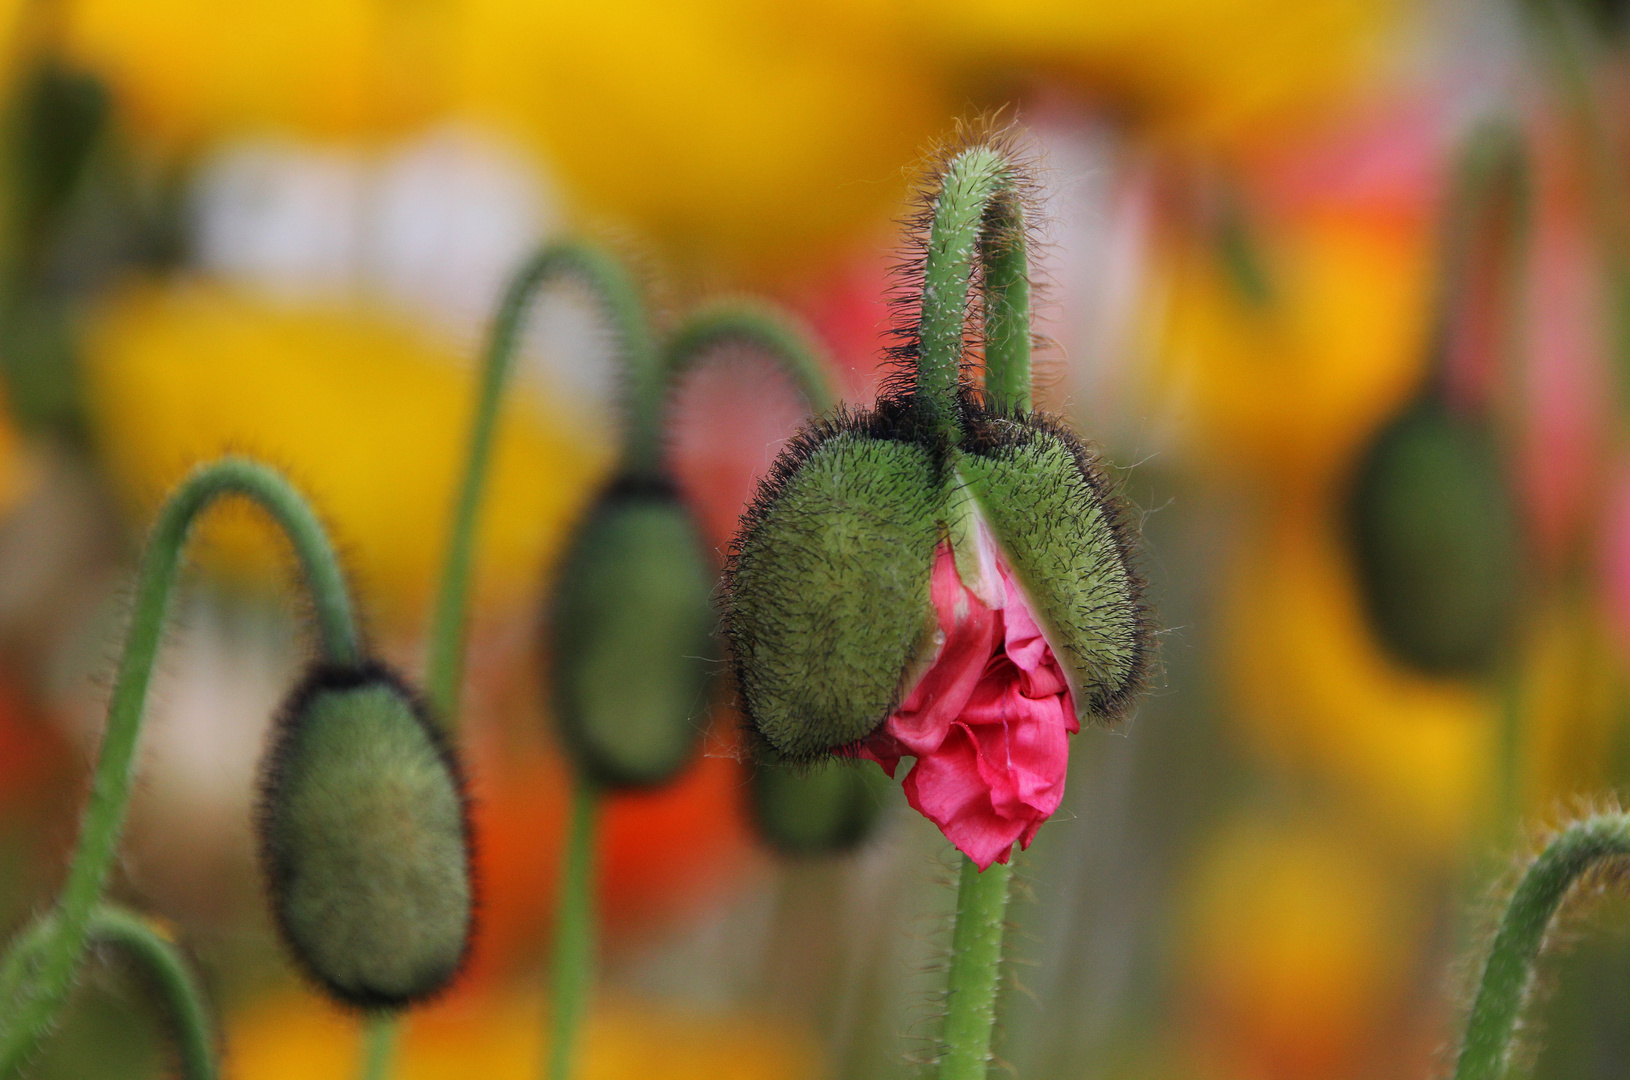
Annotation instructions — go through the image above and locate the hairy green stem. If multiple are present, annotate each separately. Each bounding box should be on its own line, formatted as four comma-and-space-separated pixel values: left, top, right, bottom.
85, 907, 216, 1080
357, 1014, 400, 1080
664, 302, 836, 414
546, 778, 599, 1080
0, 456, 359, 1077
938, 854, 1012, 1080
427, 239, 654, 726
917, 146, 1022, 437
1454, 813, 1630, 1079
980, 198, 1031, 413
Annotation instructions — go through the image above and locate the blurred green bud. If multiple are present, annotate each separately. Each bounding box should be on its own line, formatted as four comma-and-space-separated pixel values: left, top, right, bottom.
726, 396, 1149, 763
257, 664, 473, 1009
749, 760, 893, 855
546, 476, 717, 787
1348, 396, 1521, 675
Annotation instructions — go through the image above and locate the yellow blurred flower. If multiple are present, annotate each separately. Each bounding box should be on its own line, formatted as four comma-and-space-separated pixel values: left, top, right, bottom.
1180, 814, 1425, 1080
231, 987, 823, 1080
1515, 593, 1622, 814
895, 0, 1401, 148
1223, 498, 1493, 854
1153, 194, 1432, 493
53, 0, 1402, 274
455, 0, 944, 268
61, 0, 453, 143
81, 281, 609, 627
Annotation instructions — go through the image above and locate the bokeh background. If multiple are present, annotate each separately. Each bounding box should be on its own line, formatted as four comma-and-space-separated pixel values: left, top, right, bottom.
1, 0, 1629, 1076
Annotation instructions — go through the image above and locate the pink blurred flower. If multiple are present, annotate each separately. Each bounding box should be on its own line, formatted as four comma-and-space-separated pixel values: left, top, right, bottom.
861, 536, 1078, 870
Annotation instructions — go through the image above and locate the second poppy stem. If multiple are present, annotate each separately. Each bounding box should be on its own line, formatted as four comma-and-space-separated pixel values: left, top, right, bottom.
546, 777, 600, 1080
938, 854, 1012, 1080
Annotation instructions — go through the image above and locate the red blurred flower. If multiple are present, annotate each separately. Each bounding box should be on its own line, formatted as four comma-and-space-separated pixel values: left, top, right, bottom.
862, 532, 1077, 870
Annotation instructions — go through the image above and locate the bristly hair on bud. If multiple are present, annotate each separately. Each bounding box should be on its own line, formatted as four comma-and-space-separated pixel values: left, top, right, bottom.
256, 661, 476, 1010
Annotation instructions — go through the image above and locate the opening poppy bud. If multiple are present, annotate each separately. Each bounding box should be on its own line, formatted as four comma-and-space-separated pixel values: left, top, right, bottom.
256, 663, 474, 1009
1347, 395, 1520, 675
727, 397, 1149, 867
749, 760, 892, 855
546, 476, 717, 787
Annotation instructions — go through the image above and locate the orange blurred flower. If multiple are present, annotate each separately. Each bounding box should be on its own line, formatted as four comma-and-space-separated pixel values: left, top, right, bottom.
230, 985, 822, 1080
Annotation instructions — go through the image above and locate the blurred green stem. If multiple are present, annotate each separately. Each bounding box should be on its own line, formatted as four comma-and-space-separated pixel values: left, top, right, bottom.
0, 457, 359, 1078
427, 239, 654, 725
85, 906, 216, 1080
358, 1014, 400, 1080
1454, 813, 1630, 1079
546, 778, 600, 1080
663, 302, 836, 414
938, 854, 1012, 1080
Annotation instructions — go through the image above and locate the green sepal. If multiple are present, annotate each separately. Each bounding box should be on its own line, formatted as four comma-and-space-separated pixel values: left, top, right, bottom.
727, 424, 943, 761
749, 759, 894, 855
1348, 395, 1520, 675
256, 663, 474, 1010
956, 413, 1148, 724
546, 477, 717, 787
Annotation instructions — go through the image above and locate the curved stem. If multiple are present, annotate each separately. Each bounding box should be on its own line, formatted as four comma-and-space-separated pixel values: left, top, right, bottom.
980, 198, 1031, 413
0, 456, 359, 1077
357, 1014, 400, 1080
426, 239, 654, 726
917, 146, 1023, 438
938, 854, 1012, 1080
545, 777, 599, 1080
1454, 813, 1630, 1079
85, 906, 216, 1080
663, 302, 836, 414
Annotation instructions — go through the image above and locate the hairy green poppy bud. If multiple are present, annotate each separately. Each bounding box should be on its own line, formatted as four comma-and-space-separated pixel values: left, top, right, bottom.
257, 663, 474, 1009
726, 396, 1148, 763
749, 760, 892, 855
1348, 395, 1520, 675
546, 476, 717, 786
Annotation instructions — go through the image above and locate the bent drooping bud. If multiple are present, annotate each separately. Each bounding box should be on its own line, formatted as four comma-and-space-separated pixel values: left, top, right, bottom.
1348, 395, 1519, 675
546, 475, 717, 786
256, 663, 474, 1009
723, 129, 1151, 868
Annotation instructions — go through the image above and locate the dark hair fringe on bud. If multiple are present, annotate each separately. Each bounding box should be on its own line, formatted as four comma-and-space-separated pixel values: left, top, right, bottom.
255, 660, 479, 1011
879, 114, 1050, 403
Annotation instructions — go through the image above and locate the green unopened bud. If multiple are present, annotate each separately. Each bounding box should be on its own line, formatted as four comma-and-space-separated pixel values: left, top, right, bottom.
750, 760, 893, 855
256, 664, 473, 1009
1348, 396, 1521, 675
546, 476, 717, 787
726, 396, 1148, 762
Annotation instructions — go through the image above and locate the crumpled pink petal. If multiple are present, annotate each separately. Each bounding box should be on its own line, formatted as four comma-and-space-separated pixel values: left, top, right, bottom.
860, 535, 1077, 870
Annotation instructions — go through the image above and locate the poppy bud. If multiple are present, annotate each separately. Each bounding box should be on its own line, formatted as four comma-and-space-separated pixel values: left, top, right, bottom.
256, 663, 474, 1009
725, 397, 1148, 868
546, 475, 717, 787
1348, 395, 1520, 675
749, 760, 892, 855
728, 398, 1146, 764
